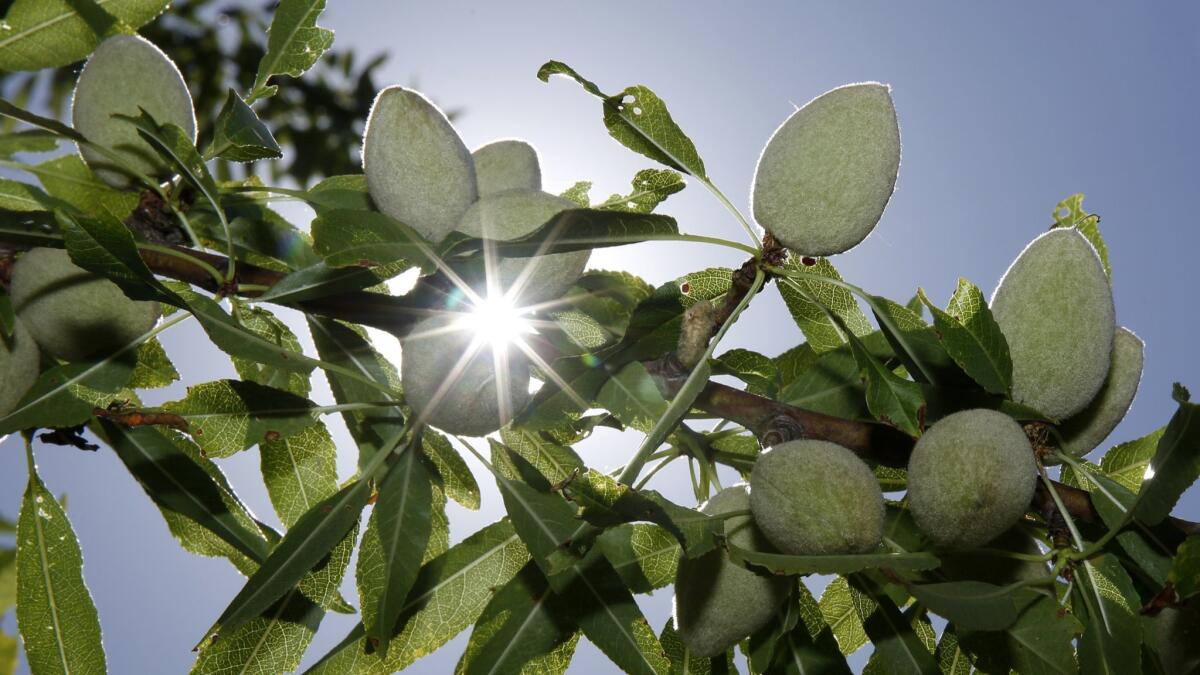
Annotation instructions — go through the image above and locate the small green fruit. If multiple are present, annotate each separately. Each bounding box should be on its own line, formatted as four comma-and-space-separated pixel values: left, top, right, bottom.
10, 248, 160, 362
1154, 600, 1200, 674
472, 139, 541, 196
907, 409, 1036, 549
673, 485, 790, 658
751, 82, 900, 256
401, 313, 530, 437
72, 34, 196, 189
749, 439, 885, 555
990, 228, 1115, 420
0, 320, 40, 418
363, 86, 477, 243
456, 189, 590, 303
1058, 327, 1144, 458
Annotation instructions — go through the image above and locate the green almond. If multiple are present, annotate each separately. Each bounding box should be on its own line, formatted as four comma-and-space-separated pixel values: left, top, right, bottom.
991, 228, 1115, 420
9, 248, 160, 362
749, 439, 884, 555
71, 34, 196, 189
907, 409, 1036, 549
751, 82, 900, 256
400, 313, 530, 437
0, 319, 40, 417
457, 189, 589, 304
673, 485, 790, 658
1059, 327, 1144, 458
472, 139, 542, 196
363, 86, 477, 244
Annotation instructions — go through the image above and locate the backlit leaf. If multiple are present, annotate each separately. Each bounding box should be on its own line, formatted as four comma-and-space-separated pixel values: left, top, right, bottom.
165, 379, 317, 458
0, 0, 168, 71
919, 280, 1012, 395
248, 0, 334, 101
777, 257, 872, 353
207, 89, 283, 162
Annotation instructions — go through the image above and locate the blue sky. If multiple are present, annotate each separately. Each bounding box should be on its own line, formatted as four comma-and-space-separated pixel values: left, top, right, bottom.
2, 2, 1199, 673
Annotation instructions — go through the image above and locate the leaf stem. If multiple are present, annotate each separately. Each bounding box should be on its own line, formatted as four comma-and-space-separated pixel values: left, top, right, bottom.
697, 176, 762, 249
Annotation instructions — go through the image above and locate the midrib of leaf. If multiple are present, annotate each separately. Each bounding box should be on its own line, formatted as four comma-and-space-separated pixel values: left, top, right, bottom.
30, 484, 71, 673
1078, 562, 1120, 675
1, 159, 110, 191
501, 478, 568, 553
0, 188, 44, 209
254, 1, 324, 93
483, 591, 552, 675
117, 427, 267, 561
518, 430, 572, 479
575, 570, 657, 673
401, 533, 521, 613
0, 0, 121, 50
236, 589, 301, 675
178, 405, 316, 422
609, 540, 677, 577
285, 443, 312, 515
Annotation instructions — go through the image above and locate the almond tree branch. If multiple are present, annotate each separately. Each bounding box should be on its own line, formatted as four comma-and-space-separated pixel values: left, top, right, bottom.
2, 227, 1195, 538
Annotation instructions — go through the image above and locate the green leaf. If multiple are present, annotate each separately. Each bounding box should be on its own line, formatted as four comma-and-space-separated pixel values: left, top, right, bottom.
456, 563, 579, 675
0, 0, 168, 72
499, 427, 585, 486
596, 168, 686, 213
1074, 554, 1142, 675
16, 455, 107, 674
819, 576, 872, 656
0, 130, 58, 158
0, 352, 137, 435
596, 361, 669, 433
1052, 193, 1111, 281
778, 339, 878, 421
354, 481, 448, 632
713, 347, 776, 395
255, 261, 395, 304
907, 581, 1020, 631
99, 423, 272, 565
919, 280, 1013, 395
490, 442, 580, 578
958, 590, 1082, 675
1083, 471, 1173, 586
729, 544, 939, 576
934, 627, 973, 675
260, 422, 338, 527
209, 475, 372, 640
1100, 427, 1165, 493
1134, 389, 1200, 525
777, 258, 872, 353
309, 520, 530, 673
867, 296, 961, 387
439, 209, 680, 259
182, 290, 317, 375
248, 0, 334, 101
207, 89, 283, 161
849, 575, 938, 675
190, 590, 323, 675
29, 154, 138, 221
56, 209, 182, 304
307, 317, 404, 470
422, 430, 481, 510
165, 379, 317, 458
560, 180, 592, 207
128, 338, 180, 389
538, 61, 706, 178
847, 329, 925, 436
564, 469, 719, 560
370, 449, 435, 658
311, 208, 432, 271
596, 523, 679, 594
120, 110, 220, 206
231, 301, 312, 397
556, 549, 672, 675
0, 177, 63, 211
1170, 535, 1200, 600
751, 583, 853, 675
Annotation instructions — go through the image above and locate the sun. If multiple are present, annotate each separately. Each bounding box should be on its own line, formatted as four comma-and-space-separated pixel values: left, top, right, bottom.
458, 293, 535, 351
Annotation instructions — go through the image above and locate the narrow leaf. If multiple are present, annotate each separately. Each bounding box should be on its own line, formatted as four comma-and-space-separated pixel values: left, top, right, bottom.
207, 89, 283, 161
190, 590, 322, 675
1074, 554, 1142, 675
249, 0, 334, 101
777, 258, 872, 353
164, 379, 317, 458
907, 581, 1020, 631
1134, 388, 1200, 525
729, 544, 939, 576
919, 280, 1012, 395
16, 455, 107, 674
371, 449, 435, 658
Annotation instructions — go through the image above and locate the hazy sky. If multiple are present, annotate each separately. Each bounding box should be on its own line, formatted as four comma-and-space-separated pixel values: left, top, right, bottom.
2, 2, 1199, 673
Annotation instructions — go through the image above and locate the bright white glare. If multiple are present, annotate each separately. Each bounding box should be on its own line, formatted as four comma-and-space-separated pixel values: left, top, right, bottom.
459, 294, 535, 350
1143, 465, 1156, 481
